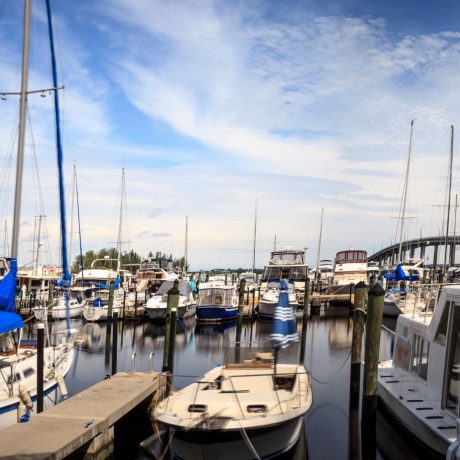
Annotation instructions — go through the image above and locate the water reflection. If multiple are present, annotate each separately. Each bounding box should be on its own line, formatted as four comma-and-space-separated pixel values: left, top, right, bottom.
21, 307, 433, 459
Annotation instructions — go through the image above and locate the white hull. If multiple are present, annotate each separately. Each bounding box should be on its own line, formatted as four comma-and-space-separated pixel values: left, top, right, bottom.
82, 305, 123, 322
146, 304, 196, 321
51, 304, 83, 319
258, 300, 298, 318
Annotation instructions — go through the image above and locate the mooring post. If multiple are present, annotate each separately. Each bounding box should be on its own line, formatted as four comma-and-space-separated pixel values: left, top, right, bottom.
251, 288, 255, 319
37, 322, 44, 413
238, 279, 246, 316
162, 280, 179, 372
107, 281, 114, 322
299, 276, 310, 364
112, 312, 118, 375
369, 273, 376, 286
350, 281, 367, 408
47, 281, 54, 310
167, 308, 177, 374
348, 282, 355, 311
361, 282, 385, 459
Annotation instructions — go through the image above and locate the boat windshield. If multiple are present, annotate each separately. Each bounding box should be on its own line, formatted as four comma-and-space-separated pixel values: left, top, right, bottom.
271, 251, 304, 264
263, 265, 307, 280
335, 251, 367, 263
198, 288, 234, 306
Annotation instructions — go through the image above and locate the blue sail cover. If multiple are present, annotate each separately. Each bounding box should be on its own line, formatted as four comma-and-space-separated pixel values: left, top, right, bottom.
0, 311, 23, 334
114, 275, 120, 289
384, 264, 420, 282
269, 279, 299, 349
0, 258, 18, 313
93, 282, 110, 290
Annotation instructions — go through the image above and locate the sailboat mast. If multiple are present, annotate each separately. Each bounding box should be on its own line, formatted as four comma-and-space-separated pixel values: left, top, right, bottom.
398, 119, 415, 263
443, 125, 454, 274
273, 234, 277, 252
316, 208, 324, 269
34, 215, 43, 274
252, 199, 258, 273
116, 168, 125, 264
184, 215, 188, 273
68, 164, 76, 267
11, 0, 31, 260
74, 165, 84, 285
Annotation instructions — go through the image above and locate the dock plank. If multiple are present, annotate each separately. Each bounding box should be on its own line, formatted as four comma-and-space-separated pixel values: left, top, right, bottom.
0, 372, 162, 460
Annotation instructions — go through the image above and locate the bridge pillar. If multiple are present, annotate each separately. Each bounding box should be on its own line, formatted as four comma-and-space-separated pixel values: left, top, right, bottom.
409, 245, 415, 259
433, 244, 439, 269
450, 243, 456, 266
420, 244, 426, 260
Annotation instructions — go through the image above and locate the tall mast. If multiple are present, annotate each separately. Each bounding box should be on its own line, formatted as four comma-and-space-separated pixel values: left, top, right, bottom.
443, 125, 454, 274
116, 168, 125, 265
316, 208, 324, 269
273, 234, 277, 252
11, 0, 31, 259
252, 199, 258, 273
398, 120, 415, 263
3, 221, 8, 256
34, 215, 43, 274
74, 164, 84, 284
184, 215, 188, 273
68, 163, 76, 267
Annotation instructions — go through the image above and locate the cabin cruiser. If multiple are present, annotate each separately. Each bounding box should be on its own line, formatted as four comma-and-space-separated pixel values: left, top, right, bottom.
145, 280, 196, 321
154, 344, 312, 460
261, 248, 308, 304
259, 280, 298, 319
17, 265, 62, 302
378, 285, 460, 456
196, 286, 239, 322
136, 256, 177, 293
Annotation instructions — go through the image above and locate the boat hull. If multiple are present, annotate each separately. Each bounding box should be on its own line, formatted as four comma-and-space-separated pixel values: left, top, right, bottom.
51, 304, 83, 319
170, 415, 304, 460
146, 304, 196, 321
258, 301, 298, 319
383, 300, 401, 317
196, 305, 238, 322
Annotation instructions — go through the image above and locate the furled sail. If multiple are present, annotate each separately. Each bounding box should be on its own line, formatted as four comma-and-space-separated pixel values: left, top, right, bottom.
0, 259, 23, 334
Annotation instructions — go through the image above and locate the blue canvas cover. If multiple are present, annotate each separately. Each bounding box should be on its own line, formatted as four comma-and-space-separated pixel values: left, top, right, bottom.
0, 311, 23, 334
384, 264, 420, 282
269, 279, 299, 349
0, 258, 17, 313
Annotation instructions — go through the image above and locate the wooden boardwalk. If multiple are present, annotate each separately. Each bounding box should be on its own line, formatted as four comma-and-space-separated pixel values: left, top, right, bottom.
0, 371, 165, 460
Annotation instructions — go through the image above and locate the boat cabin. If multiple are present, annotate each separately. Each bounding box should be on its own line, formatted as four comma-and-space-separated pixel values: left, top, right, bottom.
198, 286, 237, 307
262, 249, 307, 281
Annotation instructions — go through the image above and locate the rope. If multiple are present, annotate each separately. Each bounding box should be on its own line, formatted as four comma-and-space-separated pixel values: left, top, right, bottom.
239, 422, 261, 460
309, 349, 352, 385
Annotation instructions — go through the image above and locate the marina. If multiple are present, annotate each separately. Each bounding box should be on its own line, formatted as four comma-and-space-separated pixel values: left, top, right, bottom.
1, 0, 460, 459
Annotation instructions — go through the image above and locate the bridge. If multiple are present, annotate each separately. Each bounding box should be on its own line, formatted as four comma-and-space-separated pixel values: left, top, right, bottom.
368, 235, 459, 268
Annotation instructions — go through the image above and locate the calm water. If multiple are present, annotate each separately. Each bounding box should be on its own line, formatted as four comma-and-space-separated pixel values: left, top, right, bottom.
24, 308, 432, 460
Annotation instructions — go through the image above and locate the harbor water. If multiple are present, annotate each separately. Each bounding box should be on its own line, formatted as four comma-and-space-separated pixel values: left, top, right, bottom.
22, 308, 433, 459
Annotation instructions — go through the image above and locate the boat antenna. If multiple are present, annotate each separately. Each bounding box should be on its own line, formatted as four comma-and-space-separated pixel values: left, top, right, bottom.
45, 0, 71, 331
443, 125, 454, 275
252, 199, 258, 273
11, 0, 31, 260
316, 208, 324, 269
116, 168, 125, 269
398, 120, 415, 264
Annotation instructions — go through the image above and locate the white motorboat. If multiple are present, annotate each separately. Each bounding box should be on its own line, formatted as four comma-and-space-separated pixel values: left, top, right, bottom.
378, 284, 460, 456
82, 291, 125, 322
258, 280, 298, 319
154, 345, 312, 460
145, 280, 196, 321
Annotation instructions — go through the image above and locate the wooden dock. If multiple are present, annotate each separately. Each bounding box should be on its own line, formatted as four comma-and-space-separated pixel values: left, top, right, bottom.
0, 371, 165, 460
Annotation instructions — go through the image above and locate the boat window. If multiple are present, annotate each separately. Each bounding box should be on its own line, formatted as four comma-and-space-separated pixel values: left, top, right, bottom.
23, 367, 35, 378
247, 405, 267, 413
435, 301, 451, 345
188, 404, 207, 413
411, 334, 429, 380
445, 305, 460, 416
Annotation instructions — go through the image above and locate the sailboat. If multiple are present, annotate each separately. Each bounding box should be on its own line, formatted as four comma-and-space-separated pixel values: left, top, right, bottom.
0, 0, 74, 428
154, 281, 312, 459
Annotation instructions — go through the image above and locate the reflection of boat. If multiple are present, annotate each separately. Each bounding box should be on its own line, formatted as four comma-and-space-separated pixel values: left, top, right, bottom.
195, 321, 236, 335
328, 320, 352, 350
196, 286, 239, 322
75, 322, 104, 352
154, 344, 312, 460
378, 285, 460, 456
145, 281, 196, 321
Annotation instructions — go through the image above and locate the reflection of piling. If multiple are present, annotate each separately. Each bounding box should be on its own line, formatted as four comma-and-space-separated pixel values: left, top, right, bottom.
361, 283, 384, 459
112, 312, 118, 375
37, 322, 45, 413
162, 280, 179, 372
299, 277, 310, 364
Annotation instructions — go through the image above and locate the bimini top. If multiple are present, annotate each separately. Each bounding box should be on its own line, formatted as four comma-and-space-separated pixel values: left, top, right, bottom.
157, 280, 193, 296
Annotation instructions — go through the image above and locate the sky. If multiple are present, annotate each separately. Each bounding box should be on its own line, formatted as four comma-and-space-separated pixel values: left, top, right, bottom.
1, 0, 460, 270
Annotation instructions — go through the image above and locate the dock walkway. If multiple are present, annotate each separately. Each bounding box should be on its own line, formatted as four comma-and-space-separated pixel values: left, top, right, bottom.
0, 371, 164, 460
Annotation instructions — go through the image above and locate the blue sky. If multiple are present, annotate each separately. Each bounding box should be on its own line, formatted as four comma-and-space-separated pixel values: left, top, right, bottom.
1, 0, 460, 269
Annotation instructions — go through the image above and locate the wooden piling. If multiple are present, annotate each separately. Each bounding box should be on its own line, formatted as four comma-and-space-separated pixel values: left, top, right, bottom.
299, 276, 310, 364
238, 279, 246, 315
251, 288, 256, 319
37, 322, 44, 413
47, 281, 54, 309
107, 281, 114, 321
167, 308, 177, 373
350, 281, 367, 409
112, 312, 118, 375
162, 280, 179, 372
361, 282, 385, 459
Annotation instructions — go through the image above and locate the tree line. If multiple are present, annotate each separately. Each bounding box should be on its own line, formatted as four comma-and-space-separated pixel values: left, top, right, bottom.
71, 248, 188, 274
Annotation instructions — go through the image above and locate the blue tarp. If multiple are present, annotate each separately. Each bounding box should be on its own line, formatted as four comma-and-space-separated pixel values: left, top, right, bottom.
0, 258, 17, 313
384, 264, 420, 282
114, 275, 120, 289
269, 279, 299, 349
0, 311, 23, 334
93, 282, 110, 290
